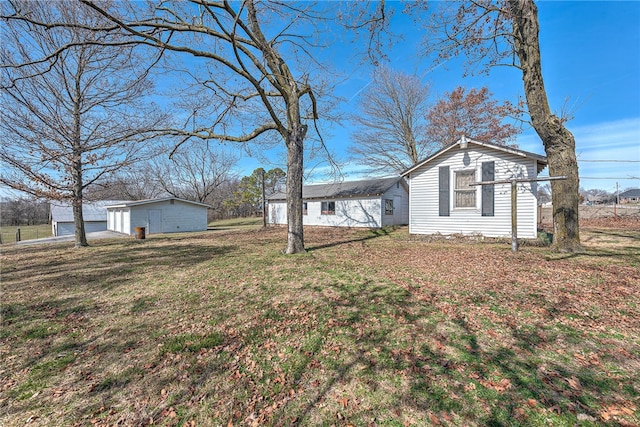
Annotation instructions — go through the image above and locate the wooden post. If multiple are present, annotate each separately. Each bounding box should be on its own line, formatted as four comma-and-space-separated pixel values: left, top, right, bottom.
511, 180, 518, 253
470, 176, 567, 252
16, 227, 21, 242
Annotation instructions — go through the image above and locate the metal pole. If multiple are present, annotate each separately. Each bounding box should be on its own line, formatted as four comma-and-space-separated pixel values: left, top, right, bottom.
261, 169, 267, 228
614, 182, 619, 220
511, 180, 518, 253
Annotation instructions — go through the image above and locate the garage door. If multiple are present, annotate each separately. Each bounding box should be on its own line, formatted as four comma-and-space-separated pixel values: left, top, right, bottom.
56, 221, 107, 236
56, 222, 75, 236
85, 221, 107, 233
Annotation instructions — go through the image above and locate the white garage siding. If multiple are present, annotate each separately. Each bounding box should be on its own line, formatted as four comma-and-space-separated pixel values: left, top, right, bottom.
129, 200, 206, 234
50, 200, 128, 236
106, 198, 209, 235
406, 141, 544, 239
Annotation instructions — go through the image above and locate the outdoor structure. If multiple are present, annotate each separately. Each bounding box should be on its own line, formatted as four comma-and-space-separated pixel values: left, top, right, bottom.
106, 197, 210, 235
268, 177, 409, 228
619, 188, 640, 204
402, 137, 548, 239
50, 200, 127, 237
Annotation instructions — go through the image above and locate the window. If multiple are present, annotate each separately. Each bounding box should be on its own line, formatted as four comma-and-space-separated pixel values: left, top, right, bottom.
384, 199, 394, 215
302, 202, 308, 215
455, 169, 476, 208
321, 201, 335, 215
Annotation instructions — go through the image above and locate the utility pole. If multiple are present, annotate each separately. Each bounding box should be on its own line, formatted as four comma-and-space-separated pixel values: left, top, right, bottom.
261, 169, 267, 228
614, 181, 619, 220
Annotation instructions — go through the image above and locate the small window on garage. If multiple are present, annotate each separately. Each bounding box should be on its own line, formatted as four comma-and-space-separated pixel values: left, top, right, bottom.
302, 202, 308, 215
384, 199, 394, 215
321, 201, 335, 215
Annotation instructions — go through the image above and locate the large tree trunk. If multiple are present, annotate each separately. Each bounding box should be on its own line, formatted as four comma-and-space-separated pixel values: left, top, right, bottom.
72, 81, 88, 248
72, 194, 88, 248
509, 0, 582, 252
284, 124, 306, 254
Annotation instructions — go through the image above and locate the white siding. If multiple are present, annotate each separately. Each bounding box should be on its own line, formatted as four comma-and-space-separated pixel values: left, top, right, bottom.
269, 188, 409, 228
408, 146, 539, 239
270, 201, 288, 225
105, 199, 208, 235
269, 198, 382, 227
126, 200, 207, 235
380, 182, 410, 226
107, 208, 129, 234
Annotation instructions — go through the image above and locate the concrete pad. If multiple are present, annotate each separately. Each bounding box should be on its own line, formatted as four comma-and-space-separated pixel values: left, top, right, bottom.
15, 230, 129, 246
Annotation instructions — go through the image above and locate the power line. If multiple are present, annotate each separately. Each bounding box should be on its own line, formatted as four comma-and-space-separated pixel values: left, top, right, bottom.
579, 177, 640, 180
579, 159, 640, 163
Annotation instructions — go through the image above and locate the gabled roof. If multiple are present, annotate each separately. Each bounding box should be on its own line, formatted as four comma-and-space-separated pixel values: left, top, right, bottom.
105, 197, 210, 209
620, 188, 640, 198
401, 137, 548, 176
50, 200, 129, 222
268, 176, 405, 201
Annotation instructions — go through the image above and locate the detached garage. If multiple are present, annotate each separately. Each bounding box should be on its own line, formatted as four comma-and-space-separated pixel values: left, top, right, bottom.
106, 197, 210, 235
50, 200, 127, 237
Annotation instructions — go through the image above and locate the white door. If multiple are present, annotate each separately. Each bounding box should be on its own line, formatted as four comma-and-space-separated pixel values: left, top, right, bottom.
115, 210, 122, 233
148, 210, 162, 234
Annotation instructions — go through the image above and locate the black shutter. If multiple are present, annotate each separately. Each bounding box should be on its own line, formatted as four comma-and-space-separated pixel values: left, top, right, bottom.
482, 161, 495, 216
439, 166, 450, 216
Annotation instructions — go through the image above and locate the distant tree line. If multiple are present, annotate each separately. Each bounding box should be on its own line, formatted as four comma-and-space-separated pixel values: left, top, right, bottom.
0, 198, 49, 226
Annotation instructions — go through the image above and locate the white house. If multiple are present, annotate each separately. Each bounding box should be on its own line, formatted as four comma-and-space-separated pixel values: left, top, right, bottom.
268, 177, 409, 228
402, 138, 548, 239
50, 200, 127, 237
106, 197, 210, 235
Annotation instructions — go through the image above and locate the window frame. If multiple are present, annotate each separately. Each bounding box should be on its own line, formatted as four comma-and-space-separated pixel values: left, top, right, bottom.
384, 199, 394, 215
454, 169, 477, 209
321, 200, 336, 215
302, 202, 308, 215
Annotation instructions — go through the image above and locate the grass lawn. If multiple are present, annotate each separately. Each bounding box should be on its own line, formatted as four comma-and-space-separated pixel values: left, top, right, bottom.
1, 224, 638, 426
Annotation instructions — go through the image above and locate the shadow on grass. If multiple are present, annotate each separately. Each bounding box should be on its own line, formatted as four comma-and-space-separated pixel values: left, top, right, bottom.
280, 277, 631, 426
546, 246, 640, 264
305, 227, 391, 252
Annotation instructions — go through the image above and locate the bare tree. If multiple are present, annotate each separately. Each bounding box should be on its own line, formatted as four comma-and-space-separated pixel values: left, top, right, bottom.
426, 86, 521, 147
349, 66, 522, 175
152, 143, 239, 204
58, 0, 333, 254
1, 0, 167, 247
349, 67, 432, 174
84, 166, 165, 201
418, 0, 582, 252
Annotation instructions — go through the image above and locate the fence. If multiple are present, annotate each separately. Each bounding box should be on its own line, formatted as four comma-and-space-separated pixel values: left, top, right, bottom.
539, 204, 640, 226
0, 224, 52, 244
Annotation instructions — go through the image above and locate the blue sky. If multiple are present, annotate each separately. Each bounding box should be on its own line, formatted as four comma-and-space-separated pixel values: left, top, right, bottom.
2, 1, 638, 200
240, 1, 640, 192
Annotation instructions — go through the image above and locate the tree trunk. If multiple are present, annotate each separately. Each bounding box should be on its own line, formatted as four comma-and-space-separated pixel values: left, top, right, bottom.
509, 0, 582, 252
284, 124, 306, 254
72, 193, 88, 248
72, 75, 88, 248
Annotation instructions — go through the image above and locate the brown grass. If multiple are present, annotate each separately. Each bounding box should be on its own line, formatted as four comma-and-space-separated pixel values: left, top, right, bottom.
1, 222, 638, 426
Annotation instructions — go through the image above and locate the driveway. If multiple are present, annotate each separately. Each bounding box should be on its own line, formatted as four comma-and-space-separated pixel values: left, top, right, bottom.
15, 230, 129, 246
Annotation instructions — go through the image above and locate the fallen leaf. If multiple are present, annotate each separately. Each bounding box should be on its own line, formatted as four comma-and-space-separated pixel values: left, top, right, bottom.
428, 413, 441, 425
338, 397, 349, 409
567, 376, 581, 390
